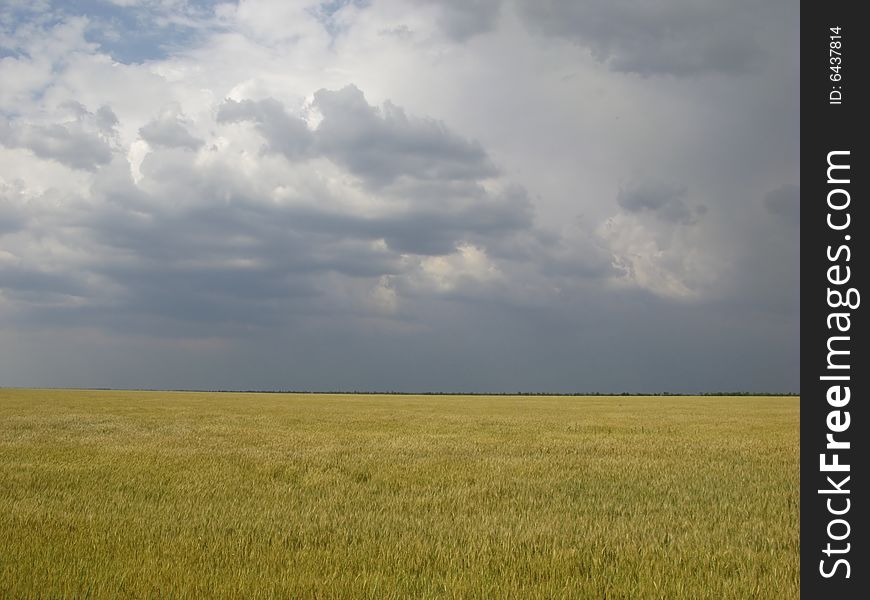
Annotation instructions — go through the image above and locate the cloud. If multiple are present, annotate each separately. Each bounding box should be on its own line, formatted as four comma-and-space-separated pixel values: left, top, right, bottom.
139, 112, 202, 150
0, 1, 800, 392
0, 82, 542, 339
312, 84, 498, 186
0, 116, 113, 171
95, 105, 120, 130
592, 179, 718, 299
599, 213, 708, 299
0, 180, 28, 235
280, 181, 532, 256
0, 263, 88, 299
414, 0, 502, 42
763, 184, 799, 226
217, 97, 313, 158
515, 0, 775, 76
617, 180, 701, 224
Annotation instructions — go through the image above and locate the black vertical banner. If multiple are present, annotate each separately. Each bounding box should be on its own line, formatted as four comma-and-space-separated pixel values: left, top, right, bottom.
802, 2, 867, 597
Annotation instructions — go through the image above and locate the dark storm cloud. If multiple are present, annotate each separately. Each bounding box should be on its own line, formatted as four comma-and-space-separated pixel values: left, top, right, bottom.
92, 260, 325, 329
139, 115, 203, 150
0, 118, 112, 171
617, 180, 700, 224
763, 184, 799, 226
82, 154, 402, 280
0, 264, 88, 298
0, 281, 798, 393
312, 85, 498, 186
43, 201, 392, 334
515, 0, 778, 76
282, 182, 532, 255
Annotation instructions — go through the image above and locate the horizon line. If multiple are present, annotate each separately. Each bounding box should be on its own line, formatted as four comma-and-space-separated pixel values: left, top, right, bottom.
0, 387, 800, 397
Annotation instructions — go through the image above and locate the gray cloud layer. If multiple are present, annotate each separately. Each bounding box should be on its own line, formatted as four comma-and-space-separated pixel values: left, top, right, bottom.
417, 0, 503, 42
139, 115, 203, 150
1, 119, 113, 171
763, 184, 799, 226
0, 0, 799, 392
518, 0, 759, 76
217, 98, 313, 158
617, 180, 703, 224
312, 85, 498, 186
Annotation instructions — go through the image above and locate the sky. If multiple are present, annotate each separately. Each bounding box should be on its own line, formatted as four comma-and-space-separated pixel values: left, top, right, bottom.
0, 0, 799, 393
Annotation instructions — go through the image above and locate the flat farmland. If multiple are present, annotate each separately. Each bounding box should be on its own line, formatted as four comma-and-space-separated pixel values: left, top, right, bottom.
0, 389, 799, 599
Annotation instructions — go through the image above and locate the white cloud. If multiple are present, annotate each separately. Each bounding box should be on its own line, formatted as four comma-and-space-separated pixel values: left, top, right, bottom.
414, 244, 503, 293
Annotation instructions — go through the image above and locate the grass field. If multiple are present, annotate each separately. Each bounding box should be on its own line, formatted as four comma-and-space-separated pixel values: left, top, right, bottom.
0, 389, 798, 599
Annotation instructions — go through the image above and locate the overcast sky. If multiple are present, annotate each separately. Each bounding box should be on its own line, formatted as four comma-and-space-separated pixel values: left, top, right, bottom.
0, 0, 799, 392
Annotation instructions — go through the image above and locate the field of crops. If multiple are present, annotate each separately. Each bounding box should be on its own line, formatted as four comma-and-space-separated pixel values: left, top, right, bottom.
0, 389, 799, 598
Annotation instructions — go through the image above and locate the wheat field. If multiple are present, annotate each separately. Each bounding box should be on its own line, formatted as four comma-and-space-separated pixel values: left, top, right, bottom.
0, 389, 799, 599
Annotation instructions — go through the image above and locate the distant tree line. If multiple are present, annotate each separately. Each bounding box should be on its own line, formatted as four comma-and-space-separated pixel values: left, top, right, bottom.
65, 388, 798, 397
